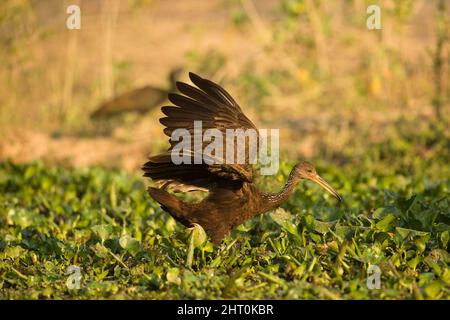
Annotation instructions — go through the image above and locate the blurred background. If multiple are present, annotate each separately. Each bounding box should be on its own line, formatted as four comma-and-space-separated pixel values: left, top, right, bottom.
0, 0, 448, 174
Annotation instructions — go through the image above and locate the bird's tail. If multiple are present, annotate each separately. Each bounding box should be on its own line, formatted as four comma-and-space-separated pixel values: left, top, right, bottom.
147, 187, 191, 226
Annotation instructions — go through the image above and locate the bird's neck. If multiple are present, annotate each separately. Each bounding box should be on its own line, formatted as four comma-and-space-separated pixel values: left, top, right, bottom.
261, 169, 300, 211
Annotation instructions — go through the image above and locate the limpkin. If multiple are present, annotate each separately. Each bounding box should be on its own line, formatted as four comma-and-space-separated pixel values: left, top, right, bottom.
91, 68, 183, 119
143, 72, 342, 244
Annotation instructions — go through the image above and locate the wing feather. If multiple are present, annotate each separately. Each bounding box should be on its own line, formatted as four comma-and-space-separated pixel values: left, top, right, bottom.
143, 72, 258, 192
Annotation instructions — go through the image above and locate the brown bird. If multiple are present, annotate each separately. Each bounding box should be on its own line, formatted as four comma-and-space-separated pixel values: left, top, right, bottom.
91, 67, 183, 119
143, 72, 342, 244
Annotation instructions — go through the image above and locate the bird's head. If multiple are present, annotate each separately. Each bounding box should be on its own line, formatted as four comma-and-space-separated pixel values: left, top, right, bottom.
294, 161, 342, 202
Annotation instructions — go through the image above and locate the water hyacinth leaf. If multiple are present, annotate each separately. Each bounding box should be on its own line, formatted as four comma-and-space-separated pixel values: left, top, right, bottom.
407, 255, 421, 269
414, 236, 430, 253
442, 269, 450, 285
202, 242, 214, 253
92, 242, 108, 258
7, 209, 33, 228
302, 215, 315, 231
411, 208, 438, 230
310, 233, 322, 243
313, 220, 334, 235
335, 225, 354, 239
373, 206, 400, 219
166, 267, 181, 285
395, 194, 417, 213
119, 234, 141, 256
375, 214, 396, 232
395, 227, 429, 240
270, 208, 298, 236
424, 281, 443, 298
164, 217, 176, 233
372, 207, 386, 219
92, 224, 114, 243
3, 246, 24, 259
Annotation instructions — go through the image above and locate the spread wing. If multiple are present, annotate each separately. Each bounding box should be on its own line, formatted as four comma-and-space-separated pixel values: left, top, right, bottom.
143, 72, 259, 192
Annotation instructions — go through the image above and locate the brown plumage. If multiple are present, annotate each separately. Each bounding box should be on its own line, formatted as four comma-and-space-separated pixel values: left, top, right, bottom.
143, 72, 342, 244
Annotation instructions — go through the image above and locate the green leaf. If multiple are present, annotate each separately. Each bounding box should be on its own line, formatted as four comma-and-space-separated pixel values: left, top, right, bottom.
373, 206, 400, 219
119, 234, 140, 256
3, 246, 24, 259
411, 208, 438, 230
414, 236, 429, 253
7, 209, 33, 228
166, 268, 181, 285
302, 215, 315, 231
189, 223, 207, 248
424, 281, 443, 298
92, 243, 108, 258
313, 220, 333, 235
335, 225, 354, 239
376, 214, 396, 232
185, 224, 207, 267
442, 269, 450, 285
395, 227, 429, 239
270, 208, 299, 236
407, 255, 421, 269
395, 194, 417, 213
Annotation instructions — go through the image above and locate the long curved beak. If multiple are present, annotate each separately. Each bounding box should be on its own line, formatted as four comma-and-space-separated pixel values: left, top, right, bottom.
310, 174, 342, 202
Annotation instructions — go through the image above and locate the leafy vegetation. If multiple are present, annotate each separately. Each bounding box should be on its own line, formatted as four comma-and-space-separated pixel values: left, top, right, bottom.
1, 126, 448, 299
